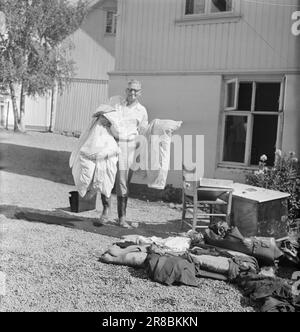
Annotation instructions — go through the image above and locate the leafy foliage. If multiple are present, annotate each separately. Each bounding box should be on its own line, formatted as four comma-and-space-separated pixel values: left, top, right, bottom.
0, 0, 88, 130
246, 150, 300, 220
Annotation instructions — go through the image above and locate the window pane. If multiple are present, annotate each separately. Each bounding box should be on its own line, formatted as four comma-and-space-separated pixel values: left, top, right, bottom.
211, 0, 233, 13
114, 15, 117, 34
226, 81, 236, 108
185, 0, 205, 15
251, 115, 278, 166
223, 116, 248, 163
255, 83, 281, 112
238, 82, 253, 111
106, 12, 114, 33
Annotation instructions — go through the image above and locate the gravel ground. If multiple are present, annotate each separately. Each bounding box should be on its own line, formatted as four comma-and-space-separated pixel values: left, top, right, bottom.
0, 217, 254, 312
0, 130, 255, 312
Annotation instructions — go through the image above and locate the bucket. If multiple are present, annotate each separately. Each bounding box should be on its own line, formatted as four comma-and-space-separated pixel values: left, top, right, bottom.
69, 191, 96, 213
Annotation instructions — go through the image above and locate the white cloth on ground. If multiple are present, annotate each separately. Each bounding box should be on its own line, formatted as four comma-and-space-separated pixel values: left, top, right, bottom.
122, 235, 191, 253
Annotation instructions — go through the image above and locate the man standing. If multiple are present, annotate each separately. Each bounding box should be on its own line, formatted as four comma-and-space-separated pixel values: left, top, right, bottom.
97, 80, 148, 228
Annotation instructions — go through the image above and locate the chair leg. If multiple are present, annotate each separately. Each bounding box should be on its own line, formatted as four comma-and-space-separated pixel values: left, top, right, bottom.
192, 192, 198, 231
226, 191, 233, 226
210, 205, 214, 226
181, 194, 186, 230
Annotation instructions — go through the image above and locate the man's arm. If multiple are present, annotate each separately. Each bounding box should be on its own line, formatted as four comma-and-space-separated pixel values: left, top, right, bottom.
93, 104, 115, 118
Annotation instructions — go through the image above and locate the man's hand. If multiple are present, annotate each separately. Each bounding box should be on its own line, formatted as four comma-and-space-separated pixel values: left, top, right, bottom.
97, 114, 111, 127
93, 111, 103, 118
93, 105, 115, 118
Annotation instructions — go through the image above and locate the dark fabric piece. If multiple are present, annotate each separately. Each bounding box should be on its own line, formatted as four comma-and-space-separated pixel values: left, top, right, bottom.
237, 273, 293, 301
235, 272, 300, 312
145, 253, 198, 287
115, 241, 137, 249
232, 256, 260, 274
262, 297, 295, 312
279, 239, 300, 268
204, 227, 283, 266
190, 245, 233, 259
228, 260, 240, 281
196, 269, 228, 281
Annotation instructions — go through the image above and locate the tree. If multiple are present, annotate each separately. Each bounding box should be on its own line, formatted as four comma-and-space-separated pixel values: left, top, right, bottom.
0, 0, 88, 132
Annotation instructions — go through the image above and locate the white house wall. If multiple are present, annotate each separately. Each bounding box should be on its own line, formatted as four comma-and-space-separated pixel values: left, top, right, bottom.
5, 2, 116, 132
116, 0, 299, 73
282, 74, 300, 157
70, 5, 115, 80
53, 3, 116, 133
109, 74, 223, 187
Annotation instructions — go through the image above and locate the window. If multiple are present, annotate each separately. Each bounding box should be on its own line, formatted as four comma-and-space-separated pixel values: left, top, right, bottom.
221, 78, 284, 167
105, 11, 117, 35
185, 0, 233, 16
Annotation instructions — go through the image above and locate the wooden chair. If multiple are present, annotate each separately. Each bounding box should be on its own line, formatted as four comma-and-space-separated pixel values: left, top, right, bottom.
181, 166, 233, 232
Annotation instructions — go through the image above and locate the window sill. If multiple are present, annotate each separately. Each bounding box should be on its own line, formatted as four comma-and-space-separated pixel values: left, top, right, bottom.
104, 33, 116, 37
217, 163, 259, 172
175, 13, 242, 25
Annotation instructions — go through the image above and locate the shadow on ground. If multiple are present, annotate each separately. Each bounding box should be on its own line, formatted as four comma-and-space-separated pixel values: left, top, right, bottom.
0, 205, 184, 239
0, 143, 74, 185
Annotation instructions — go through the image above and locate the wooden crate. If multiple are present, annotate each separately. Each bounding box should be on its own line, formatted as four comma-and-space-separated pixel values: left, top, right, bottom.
231, 184, 290, 239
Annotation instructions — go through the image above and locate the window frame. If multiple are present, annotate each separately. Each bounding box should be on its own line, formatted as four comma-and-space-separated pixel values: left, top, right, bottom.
219, 76, 285, 168
185, 0, 235, 17
105, 10, 117, 35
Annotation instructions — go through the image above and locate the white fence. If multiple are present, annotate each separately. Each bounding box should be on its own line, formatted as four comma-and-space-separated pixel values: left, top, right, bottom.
54, 78, 109, 134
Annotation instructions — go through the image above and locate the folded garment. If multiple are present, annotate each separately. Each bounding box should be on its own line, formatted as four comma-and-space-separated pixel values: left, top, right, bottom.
189, 254, 230, 275
190, 244, 250, 259
196, 269, 228, 281
204, 227, 283, 266
236, 273, 294, 301
145, 253, 198, 287
262, 297, 295, 312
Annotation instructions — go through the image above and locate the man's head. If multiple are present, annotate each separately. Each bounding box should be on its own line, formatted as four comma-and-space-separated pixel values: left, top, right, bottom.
126, 80, 142, 105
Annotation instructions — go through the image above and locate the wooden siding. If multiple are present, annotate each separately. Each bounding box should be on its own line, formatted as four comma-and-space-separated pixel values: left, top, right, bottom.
54, 79, 109, 133
116, 0, 300, 72
70, 4, 116, 80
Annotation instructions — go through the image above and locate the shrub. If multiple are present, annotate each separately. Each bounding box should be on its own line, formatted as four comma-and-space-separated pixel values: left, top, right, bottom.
246, 150, 300, 220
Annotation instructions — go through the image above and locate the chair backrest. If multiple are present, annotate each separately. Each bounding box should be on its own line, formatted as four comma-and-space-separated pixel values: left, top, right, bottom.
182, 164, 200, 194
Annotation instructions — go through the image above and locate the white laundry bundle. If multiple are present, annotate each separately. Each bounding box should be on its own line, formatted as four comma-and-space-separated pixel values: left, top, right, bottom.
70, 118, 120, 198
105, 110, 139, 141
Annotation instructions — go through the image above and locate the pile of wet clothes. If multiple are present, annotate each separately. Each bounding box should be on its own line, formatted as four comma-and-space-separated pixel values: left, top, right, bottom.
99, 224, 300, 312
279, 238, 300, 269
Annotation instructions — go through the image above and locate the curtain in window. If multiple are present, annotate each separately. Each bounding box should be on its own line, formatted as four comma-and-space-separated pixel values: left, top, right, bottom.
212, 0, 231, 12
185, 0, 194, 15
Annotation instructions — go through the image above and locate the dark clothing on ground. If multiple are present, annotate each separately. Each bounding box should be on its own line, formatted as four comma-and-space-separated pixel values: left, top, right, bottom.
145, 253, 198, 287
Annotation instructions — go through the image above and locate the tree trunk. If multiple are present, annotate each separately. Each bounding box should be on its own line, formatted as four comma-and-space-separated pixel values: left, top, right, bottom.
19, 83, 26, 132
49, 85, 56, 132
9, 82, 22, 132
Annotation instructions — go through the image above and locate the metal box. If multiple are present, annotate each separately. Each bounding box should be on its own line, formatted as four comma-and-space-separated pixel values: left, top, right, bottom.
231, 183, 290, 239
